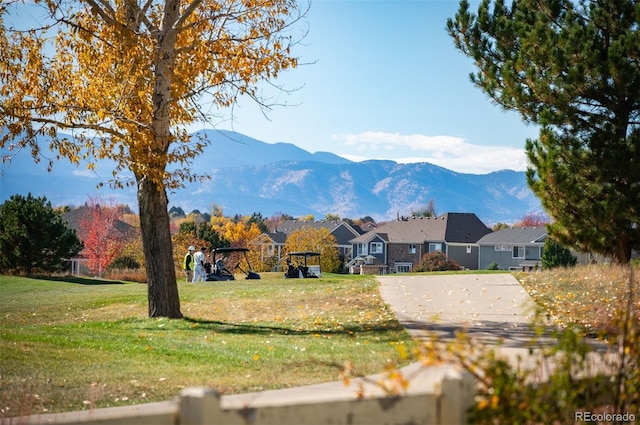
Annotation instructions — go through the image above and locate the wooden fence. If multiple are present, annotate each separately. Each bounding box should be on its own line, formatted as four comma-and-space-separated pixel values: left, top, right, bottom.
8, 365, 476, 425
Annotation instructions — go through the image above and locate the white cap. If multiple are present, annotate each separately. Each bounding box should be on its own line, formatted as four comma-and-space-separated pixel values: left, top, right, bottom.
188, 246, 195, 251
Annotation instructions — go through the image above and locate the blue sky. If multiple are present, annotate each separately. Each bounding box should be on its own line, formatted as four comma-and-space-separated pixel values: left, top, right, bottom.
8, 0, 539, 174
209, 0, 540, 174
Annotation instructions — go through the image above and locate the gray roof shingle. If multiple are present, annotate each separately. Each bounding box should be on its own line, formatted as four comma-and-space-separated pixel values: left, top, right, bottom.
350, 213, 491, 244
62, 207, 135, 237
476, 226, 547, 245
265, 219, 363, 245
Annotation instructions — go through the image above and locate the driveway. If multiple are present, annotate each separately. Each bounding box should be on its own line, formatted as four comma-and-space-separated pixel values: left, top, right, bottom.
377, 273, 543, 349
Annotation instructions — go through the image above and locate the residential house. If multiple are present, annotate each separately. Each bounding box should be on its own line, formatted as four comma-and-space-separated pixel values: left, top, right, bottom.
348, 213, 493, 274
251, 219, 365, 269
62, 206, 136, 237
476, 226, 547, 271
251, 232, 287, 267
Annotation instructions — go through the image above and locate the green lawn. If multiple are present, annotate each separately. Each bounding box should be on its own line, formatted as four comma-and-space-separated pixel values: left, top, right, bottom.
0, 274, 416, 417
6, 265, 633, 419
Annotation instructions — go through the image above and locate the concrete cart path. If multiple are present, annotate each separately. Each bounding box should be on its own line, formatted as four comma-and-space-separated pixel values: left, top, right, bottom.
378, 273, 613, 378
377, 273, 543, 349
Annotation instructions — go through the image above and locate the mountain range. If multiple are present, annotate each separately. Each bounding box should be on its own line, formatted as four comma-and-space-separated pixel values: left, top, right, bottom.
0, 130, 542, 224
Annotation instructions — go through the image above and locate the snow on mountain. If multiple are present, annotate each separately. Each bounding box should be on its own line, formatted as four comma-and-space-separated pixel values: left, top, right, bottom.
1, 130, 541, 224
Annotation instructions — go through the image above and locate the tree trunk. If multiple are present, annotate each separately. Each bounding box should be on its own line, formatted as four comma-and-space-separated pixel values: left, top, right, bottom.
138, 178, 182, 318
613, 235, 632, 264
130, 0, 182, 318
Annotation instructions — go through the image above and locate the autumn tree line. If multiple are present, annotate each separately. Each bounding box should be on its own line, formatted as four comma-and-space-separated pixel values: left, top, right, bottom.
1, 192, 569, 279
0, 193, 375, 278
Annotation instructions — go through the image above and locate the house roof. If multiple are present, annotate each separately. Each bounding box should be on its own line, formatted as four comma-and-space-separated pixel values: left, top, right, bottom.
476, 226, 547, 245
264, 219, 363, 245
351, 217, 445, 243
263, 232, 287, 244
275, 219, 363, 234
62, 207, 135, 237
350, 213, 491, 244
443, 212, 493, 243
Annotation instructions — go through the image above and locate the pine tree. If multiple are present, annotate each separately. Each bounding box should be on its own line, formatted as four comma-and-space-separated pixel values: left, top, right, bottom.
0, 194, 83, 274
541, 238, 577, 269
248, 212, 269, 234
197, 222, 229, 249
179, 221, 197, 236
447, 0, 640, 263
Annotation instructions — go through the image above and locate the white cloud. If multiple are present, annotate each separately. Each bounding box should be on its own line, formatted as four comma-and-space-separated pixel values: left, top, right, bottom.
331, 131, 529, 174
72, 170, 97, 178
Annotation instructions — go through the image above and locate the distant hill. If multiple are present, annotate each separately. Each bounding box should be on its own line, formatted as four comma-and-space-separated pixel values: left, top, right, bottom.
190, 130, 351, 169
0, 130, 541, 224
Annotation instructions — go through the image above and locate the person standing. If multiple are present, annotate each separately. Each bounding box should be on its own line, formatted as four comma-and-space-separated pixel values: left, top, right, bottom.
192, 246, 207, 282
183, 246, 195, 283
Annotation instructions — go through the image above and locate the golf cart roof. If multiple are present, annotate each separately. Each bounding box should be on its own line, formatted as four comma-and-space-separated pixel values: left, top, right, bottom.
287, 251, 321, 257
212, 247, 250, 253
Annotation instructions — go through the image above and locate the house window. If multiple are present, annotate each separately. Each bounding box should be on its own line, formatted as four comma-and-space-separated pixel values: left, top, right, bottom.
395, 262, 412, 273
429, 243, 442, 252
466, 245, 472, 254
408, 244, 416, 254
344, 246, 353, 259
370, 242, 383, 254
356, 243, 367, 256
512, 245, 525, 259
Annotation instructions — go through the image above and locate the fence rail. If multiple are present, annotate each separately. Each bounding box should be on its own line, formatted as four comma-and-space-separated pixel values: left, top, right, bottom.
9, 365, 476, 425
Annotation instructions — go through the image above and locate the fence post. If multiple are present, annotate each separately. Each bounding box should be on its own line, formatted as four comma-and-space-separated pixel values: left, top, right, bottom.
438, 369, 476, 425
179, 387, 224, 425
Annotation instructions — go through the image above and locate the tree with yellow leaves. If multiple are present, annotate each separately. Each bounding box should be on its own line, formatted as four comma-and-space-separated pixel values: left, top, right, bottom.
206, 213, 262, 272
0, 0, 306, 317
284, 227, 341, 273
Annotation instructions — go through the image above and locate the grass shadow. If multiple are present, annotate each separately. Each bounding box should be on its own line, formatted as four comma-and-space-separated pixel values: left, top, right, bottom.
183, 316, 405, 337
32, 275, 126, 285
